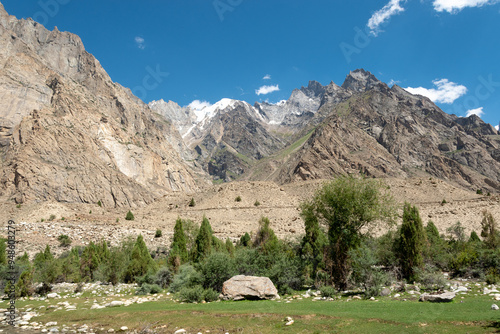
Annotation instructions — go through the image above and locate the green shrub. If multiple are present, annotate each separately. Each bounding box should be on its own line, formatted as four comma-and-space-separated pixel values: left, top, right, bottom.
239, 233, 251, 247
414, 265, 447, 291
199, 252, 237, 291
254, 200, 261, 207
188, 198, 196, 207
155, 229, 162, 238
16, 204, 21, 209
136, 283, 162, 295
319, 285, 336, 298
477, 189, 483, 195
178, 285, 204, 303
58, 235, 72, 247
169, 265, 203, 293
155, 267, 173, 289
441, 199, 447, 205
485, 273, 499, 285
235, 196, 242, 202
202, 288, 219, 302
49, 214, 56, 221
97, 200, 102, 207
125, 210, 135, 221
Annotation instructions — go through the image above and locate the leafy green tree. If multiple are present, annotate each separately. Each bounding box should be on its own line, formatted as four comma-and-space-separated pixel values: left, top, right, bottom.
397, 203, 426, 282
300, 202, 328, 282
424, 221, 449, 269
194, 217, 214, 262
300, 176, 395, 290
60, 248, 81, 282
124, 235, 157, 282
199, 252, 237, 291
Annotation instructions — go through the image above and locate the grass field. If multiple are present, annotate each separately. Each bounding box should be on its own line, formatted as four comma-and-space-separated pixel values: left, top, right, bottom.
8, 288, 500, 333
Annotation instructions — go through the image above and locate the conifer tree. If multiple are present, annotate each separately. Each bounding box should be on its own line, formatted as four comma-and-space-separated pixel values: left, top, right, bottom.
397, 203, 426, 282
124, 235, 157, 282
194, 216, 214, 262
169, 218, 188, 268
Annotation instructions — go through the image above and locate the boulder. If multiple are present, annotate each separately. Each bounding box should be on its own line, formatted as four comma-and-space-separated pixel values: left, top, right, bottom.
380, 288, 391, 297
492, 304, 499, 310
221, 275, 280, 301
419, 292, 455, 303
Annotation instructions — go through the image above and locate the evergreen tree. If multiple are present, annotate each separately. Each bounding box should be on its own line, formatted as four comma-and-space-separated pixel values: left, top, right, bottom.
124, 235, 157, 282
239, 233, 251, 247
80, 242, 100, 281
469, 231, 481, 243
194, 216, 214, 262
397, 203, 426, 282
481, 210, 498, 249
0, 239, 6, 266
253, 217, 280, 255
15, 269, 33, 297
169, 218, 188, 268
225, 238, 235, 255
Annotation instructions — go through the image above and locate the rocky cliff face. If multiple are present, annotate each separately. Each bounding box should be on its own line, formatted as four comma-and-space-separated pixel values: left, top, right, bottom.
0, 3, 204, 207
274, 70, 500, 192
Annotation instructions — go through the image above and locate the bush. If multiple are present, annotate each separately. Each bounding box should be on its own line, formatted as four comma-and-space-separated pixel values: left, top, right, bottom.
49, 214, 56, 221
319, 285, 336, 298
155, 267, 173, 289
125, 210, 135, 221
477, 189, 483, 195
254, 200, 261, 207
202, 288, 219, 302
239, 233, 251, 247
178, 285, 204, 303
189, 198, 196, 207
169, 265, 203, 293
235, 196, 242, 202
136, 283, 162, 295
414, 265, 447, 291
97, 200, 102, 207
199, 252, 237, 291
35, 282, 52, 296
58, 235, 72, 247
155, 229, 162, 238
485, 273, 499, 285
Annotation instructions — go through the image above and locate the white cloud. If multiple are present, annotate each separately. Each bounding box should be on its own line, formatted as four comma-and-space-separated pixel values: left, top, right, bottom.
433, 0, 499, 13
367, 0, 406, 36
405, 79, 467, 104
388, 79, 400, 86
256, 85, 280, 96
188, 100, 212, 111
135, 36, 145, 49
466, 107, 485, 117
495, 125, 499, 131
263, 74, 271, 80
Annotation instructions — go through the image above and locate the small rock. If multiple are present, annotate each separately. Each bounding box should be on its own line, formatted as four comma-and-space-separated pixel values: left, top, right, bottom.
46, 322, 58, 327
120, 326, 128, 331
285, 320, 294, 326
352, 296, 362, 300
380, 288, 391, 297
393, 293, 400, 298
107, 329, 114, 333
492, 304, 499, 310
174, 330, 187, 334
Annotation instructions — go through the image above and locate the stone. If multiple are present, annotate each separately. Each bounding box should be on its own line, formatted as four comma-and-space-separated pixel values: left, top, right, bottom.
419, 292, 456, 303
47, 293, 59, 299
107, 301, 125, 307
174, 330, 187, 334
221, 275, 280, 301
46, 322, 58, 326
380, 288, 391, 296
120, 326, 128, 331
492, 304, 499, 310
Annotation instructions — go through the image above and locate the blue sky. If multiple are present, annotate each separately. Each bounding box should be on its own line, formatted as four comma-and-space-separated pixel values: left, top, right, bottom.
2, 0, 499, 128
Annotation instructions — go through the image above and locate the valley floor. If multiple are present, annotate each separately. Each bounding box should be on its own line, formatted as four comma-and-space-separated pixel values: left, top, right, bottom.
1, 280, 500, 333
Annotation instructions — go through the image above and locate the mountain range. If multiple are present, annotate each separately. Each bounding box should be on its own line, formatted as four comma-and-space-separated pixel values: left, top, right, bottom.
0, 2, 499, 208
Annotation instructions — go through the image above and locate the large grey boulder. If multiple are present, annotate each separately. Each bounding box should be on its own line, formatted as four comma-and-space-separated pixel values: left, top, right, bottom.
419, 292, 455, 303
221, 275, 280, 301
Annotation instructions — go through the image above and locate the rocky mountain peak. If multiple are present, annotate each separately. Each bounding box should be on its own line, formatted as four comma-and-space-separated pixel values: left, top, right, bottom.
341, 68, 383, 93
301, 80, 326, 98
